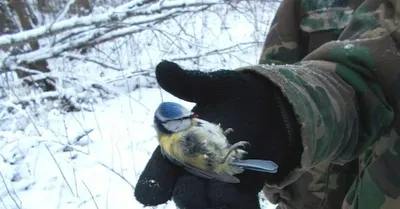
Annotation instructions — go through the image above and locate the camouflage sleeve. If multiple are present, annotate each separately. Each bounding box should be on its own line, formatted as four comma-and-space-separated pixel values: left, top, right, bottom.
237, 61, 362, 189
258, 0, 304, 64
258, 0, 354, 65
237, 0, 398, 190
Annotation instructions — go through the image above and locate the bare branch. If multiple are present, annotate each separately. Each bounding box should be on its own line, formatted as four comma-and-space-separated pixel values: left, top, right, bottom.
0, 171, 21, 209
44, 144, 75, 197
1, 4, 214, 70
103, 71, 153, 84
81, 180, 100, 209
60, 52, 123, 71
99, 163, 135, 189
0, 0, 224, 48
168, 41, 260, 61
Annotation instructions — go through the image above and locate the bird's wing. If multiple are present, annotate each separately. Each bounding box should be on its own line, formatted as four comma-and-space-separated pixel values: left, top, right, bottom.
160, 147, 241, 184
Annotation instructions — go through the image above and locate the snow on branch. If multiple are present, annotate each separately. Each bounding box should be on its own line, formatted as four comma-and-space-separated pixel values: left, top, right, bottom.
0, 0, 223, 48
0, 0, 224, 71
1, 70, 119, 113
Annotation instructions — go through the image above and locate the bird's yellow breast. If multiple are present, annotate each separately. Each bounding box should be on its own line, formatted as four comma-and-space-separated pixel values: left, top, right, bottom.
157, 132, 208, 170
158, 132, 182, 155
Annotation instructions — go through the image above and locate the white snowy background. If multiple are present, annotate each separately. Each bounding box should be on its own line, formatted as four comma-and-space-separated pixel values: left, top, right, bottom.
0, 0, 280, 208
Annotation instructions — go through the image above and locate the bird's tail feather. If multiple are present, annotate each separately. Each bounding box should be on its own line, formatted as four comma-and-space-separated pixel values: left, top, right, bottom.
230, 159, 278, 173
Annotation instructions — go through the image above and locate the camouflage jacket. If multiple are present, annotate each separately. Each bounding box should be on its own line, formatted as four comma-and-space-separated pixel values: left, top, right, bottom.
236, 0, 400, 208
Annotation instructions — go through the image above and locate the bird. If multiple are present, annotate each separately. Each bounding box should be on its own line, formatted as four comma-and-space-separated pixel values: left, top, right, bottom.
153, 101, 279, 183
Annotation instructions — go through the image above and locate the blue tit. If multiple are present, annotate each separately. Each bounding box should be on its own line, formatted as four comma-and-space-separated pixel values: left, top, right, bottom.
153, 101, 279, 183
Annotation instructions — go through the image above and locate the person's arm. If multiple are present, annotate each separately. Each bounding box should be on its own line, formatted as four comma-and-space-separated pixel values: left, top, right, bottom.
258, 0, 304, 64
134, 1, 399, 208
241, 0, 397, 189
258, 0, 355, 65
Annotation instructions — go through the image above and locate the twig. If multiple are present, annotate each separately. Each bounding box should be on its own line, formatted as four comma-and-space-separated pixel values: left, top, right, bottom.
54, 0, 77, 23
90, 103, 104, 140
44, 144, 75, 197
99, 163, 135, 188
81, 180, 100, 209
115, 0, 149, 11
60, 52, 123, 71
0, 171, 21, 209
0, 196, 9, 209
169, 41, 259, 61
73, 168, 79, 197
103, 70, 151, 84
73, 128, 94, 143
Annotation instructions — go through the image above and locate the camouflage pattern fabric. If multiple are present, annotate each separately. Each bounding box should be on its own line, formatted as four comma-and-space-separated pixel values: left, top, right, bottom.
262, 159, 359, 209
239, 0, 400, 208
259, 1, 362, 208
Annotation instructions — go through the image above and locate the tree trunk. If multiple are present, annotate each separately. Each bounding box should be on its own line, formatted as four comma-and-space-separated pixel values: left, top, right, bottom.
0, 2, 16, 31
70, 0, 92, 16
69, 0, 92, 55
0, 2, 19, 43
7, 0, 54, 91
36, 0, 53, 13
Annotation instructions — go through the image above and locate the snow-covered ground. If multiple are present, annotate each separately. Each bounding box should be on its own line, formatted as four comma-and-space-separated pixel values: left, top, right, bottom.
0, 1, 280, 208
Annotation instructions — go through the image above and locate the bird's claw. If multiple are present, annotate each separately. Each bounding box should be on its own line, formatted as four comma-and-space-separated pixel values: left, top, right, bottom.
223, 128, 234, 136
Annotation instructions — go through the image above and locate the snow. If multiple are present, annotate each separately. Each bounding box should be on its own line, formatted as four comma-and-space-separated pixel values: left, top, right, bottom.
0, 88, 191, 209
0, 0, 280, 208
0, 89, 277, 209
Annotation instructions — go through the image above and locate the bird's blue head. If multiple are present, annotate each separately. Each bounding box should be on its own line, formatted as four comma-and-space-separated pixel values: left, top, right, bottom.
154, 102, 195, 134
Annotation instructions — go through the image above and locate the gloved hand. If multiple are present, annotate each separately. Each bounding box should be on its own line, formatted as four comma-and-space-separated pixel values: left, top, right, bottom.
134, 60, 303, 209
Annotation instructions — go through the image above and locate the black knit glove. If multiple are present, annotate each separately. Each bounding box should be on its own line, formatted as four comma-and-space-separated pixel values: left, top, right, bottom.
134, 60, 302, 209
